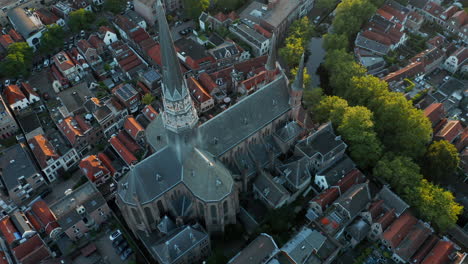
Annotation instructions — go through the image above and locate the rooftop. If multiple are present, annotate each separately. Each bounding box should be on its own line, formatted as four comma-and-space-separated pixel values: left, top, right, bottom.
228, 233, 278, 264
0, 144, 40, 190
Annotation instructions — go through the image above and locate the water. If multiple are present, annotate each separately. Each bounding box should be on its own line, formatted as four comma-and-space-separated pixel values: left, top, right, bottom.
306, 37, 326, 87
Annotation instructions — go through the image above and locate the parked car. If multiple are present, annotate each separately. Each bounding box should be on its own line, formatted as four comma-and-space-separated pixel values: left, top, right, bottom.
109, 229, 122, 241
4, 79, 10, 86
43, 59, 50, 67
443, 76, 451, 82
80, 30, 85, 38
120, 248, 133, 261
116, 242, 128, 254
112, 236, 124, 248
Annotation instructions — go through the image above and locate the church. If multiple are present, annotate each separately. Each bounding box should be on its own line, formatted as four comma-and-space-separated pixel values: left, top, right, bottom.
116, 0, 307, 240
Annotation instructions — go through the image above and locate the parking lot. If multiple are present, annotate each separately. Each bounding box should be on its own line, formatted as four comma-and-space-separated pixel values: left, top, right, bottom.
94, 229, 135, 264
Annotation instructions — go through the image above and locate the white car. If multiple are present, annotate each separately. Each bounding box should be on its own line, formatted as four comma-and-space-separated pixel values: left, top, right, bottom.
43, 59, 50, 67
4, 79, 10, 86
109, 229, 122, 241
443, 76, 451, 82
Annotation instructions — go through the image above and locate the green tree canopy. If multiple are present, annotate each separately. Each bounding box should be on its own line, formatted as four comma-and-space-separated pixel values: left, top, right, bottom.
373, 155, 423, 196
183, 0, 209, 20
369, 92, 432, 158
68, 9, 95, 32
337, 106, 383, 168
333, 0, 378, 38
423, 140, 460, 183
39, 24, 65, 54
347, 75, 389, 106
411, 179, 463, 231
142, 93, 155, 105
303, 87, 323, 112
314, 96, 349, 125
323, 33, 349, 52
324, 49, 366, 96
103, 0, 126, 14
279, 17, 314, 67
0, 42, 33, 78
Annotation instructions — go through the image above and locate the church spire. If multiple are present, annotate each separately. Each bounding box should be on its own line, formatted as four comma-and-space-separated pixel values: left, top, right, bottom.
292, 53, 305, 91
265, 33, 277, 72
156, 0, 198, 134
157, 0, 186, 100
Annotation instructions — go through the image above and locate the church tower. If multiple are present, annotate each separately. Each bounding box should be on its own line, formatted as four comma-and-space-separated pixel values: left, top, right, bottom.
290, 53, 305, 121
265, 33, 278, 83
157, 0, 198, 134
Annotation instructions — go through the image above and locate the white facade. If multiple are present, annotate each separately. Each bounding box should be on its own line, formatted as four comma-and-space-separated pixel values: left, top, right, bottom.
10, 98, 30, 111
43, 148, 80, 182
102, 30, 118, 45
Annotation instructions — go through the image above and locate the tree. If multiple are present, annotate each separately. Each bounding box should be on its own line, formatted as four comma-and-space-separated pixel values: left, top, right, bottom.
142, 93, 155, 105
288, 17, 315, 42
39, 24, 65, 54
323, 33, 349, 52
68, 9, 95, 32
314, 96, 348, 125
183, 0, 209, 20
373, 155, 423, 196
103, 0, 126, 14
303, 87, 323, 111
422, 140, 460, 183
0, 42, 33, 78
332, 0, 377, 38
324, 49, 366, 96
411, 179, 463, 231
316, 0, 338, 9
279, 17, 315, 67
290, 67, 312, 88
369, 92, 432, 158
347, 75, 389, 106
337, 106, 383, 168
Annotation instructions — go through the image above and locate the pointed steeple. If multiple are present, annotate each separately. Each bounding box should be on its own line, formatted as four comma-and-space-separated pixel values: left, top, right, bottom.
265, 33, 277, 72
157, 0, 186, 100
156, 0, 198, 134
292, 53, 305, 91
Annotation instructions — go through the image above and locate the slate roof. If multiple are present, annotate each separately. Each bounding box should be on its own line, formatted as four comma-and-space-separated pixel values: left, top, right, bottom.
157, 215, 176, 235
0, 144, 40, 190
274, 121, 304, 143
228, 233, 278, 264
278, 157, 311, 189
377, 186, 409, 217
50, 182, 106, 230
355, 33, 390, 55
281, 228, 327, 263
346, 218, 371, 243
253, 171, 290, 208
119, 146, 234, 204
58, 82, 93, 113
7, 8, 42, 38
334, 183, 370, 219
211, 43, 240, 60
153, 224, 208, 264
198, 76, 291, 157
317, 155, 356, 186
296, 123, 346, 159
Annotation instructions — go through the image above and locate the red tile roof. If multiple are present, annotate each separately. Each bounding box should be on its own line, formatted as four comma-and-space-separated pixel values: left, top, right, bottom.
20, 82, 39, 98
336, 168, 366, 193
411, 235, 439, 264
450, 47, 468, 63
423, 2, 444, 17
362, 30, 392, 46
198, 72, 217, 94
30, 200, 60, 237
109, 136, 137, 166
435, 120, 463, 142
25, 211, 42, 232
58, 116, 89, 145
254, 24, 272, 38
116, 130, 141, 153
242, 71, 267, 91
424, 103, 445, 127
408, 11, 423, 23
53, 51, 75, 73
0, 251, 8, 264
142, 105, 158, 121
3, 84, 26, 105
0, 34, 14, 49
99, 26, 114, 34
0, 216, 19, 245
88, 35, 104, 50
380, 4, 407, 22
80, 155, 110, 182
377, 208, 396, 231
382, 61, 424, 82
188, 77, 212, 104
421, 240, 454, 264
383, 212, 418, 248
8, 29, 23, 42
97, 153, 117, 176
311, 188, 339, 210
450, 10, 468, 25
77, 39, 93, 53
124, 116, 144, 140
147, 44, 162, 67
12, 234, 50, 264
427, 36, 444, 48
28, 134, 59, 169
441, 6, 460, 20
130, 27, 149, 44
395, 222, 432, 261
368, 200, 384, 220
